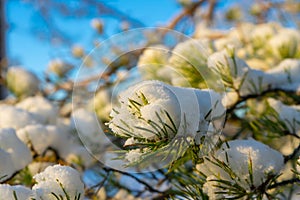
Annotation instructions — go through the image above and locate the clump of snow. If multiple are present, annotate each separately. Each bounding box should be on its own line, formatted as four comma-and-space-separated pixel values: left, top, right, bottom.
108, 81, 181, 140
207, 49, 300, 97
199, 139, 284, 198
0, 105, 39, 130
17, 124, 61, 155
267, 98, 300, 135
124, 137, 137, 147
0, 165, 85, 199
33, 165, 84, 200
17, 123, 94, 168
6, 67, 40, 98
268, 28, 300, 59
267, 59, 300, 85
0, 149, 15, 181
137, 45, 171, 82
125, 149, 143, 163
0, 128, 32, 181
250, 23, 277, 47
207, 48, 274, 96
0, 184, 36, 199
168, 39, 210, 87
16, 96, 59, 124
53, 124, 95, 168
212, 23, 254, 50
109, 80, 225, 145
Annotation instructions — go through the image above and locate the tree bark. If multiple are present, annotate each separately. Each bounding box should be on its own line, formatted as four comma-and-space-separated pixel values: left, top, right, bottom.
0, 0, 7, 99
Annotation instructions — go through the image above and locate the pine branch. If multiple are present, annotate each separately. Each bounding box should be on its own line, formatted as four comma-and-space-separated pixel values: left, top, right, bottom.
284, 143, 300, 163
269, 178, 300, 189
226, 88, 296, 115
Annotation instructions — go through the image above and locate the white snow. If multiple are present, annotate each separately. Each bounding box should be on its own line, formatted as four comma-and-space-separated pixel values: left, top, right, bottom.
108, 81, 225, 145
6, 67, 40, 98
200, 139, 284, 198
17, 124, 61, 155
33, 165, 84, 200
267, 98, 300, 135
0, 184, 36, 199
0, 105, 40, 130
16, 96, 59, 124
0, 128, 32, 181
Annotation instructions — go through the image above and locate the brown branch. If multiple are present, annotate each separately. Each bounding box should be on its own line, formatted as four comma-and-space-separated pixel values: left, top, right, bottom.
85, 0, 145, 28
284, 143, 300, 163
205, 0, 216, 24
42, 72, 109, 97
85, 170, 111, 197
166, 0, 206, 30
226, 88, 297, 115
103, 167, 166, 194
44, 48, 143, 96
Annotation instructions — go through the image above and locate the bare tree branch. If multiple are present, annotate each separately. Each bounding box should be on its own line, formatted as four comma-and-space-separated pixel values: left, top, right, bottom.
166, 0, 206, 30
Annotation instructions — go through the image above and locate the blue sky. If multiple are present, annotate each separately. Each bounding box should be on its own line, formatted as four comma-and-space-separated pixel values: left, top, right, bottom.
6, 0, 182, 76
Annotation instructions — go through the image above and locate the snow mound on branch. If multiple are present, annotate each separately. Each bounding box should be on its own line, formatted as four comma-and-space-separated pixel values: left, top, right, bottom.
17, 124, 94, 168
32, 165, 84, 200
0, 184, 36, 199
16, 96, 59, 124
267, 98, 300, 135
108, 80, 225, 145
0, 105, 39, 130
6, 67, 40, 98
17, 124, 62, 155
199, 139, 284, 199
0, 128, 32, 181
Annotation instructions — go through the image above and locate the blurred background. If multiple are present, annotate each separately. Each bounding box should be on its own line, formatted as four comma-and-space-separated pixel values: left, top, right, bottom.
3, 0, 300, 76
4, 0, 181, 76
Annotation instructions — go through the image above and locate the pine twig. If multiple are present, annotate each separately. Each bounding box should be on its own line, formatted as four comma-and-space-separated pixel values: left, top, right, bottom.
269, 178, 300, 189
